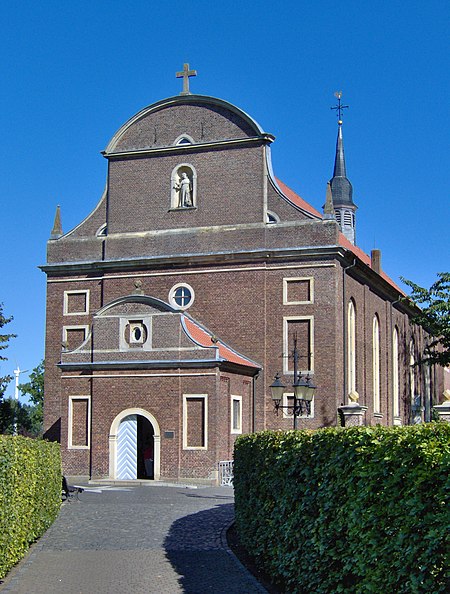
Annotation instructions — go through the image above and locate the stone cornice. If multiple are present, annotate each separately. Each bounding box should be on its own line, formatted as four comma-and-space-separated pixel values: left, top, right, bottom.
58, 358, 260, 376
102, 135, 274, 160
41, 245, 344, 275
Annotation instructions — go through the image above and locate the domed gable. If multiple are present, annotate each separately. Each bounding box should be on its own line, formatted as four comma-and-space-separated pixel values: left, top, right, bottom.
104, 94, 274, 155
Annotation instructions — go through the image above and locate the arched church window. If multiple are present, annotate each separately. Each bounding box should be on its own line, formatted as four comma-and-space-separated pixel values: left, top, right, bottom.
170, 164, 197, 210
347, 300, 357, 399
373, 315, 381, 413
409, 339, 415, 404
393, 326, 400, 419
169, 283, 195, 310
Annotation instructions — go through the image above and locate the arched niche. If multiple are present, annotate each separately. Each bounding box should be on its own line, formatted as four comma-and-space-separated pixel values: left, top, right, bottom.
170, 163, 197, 209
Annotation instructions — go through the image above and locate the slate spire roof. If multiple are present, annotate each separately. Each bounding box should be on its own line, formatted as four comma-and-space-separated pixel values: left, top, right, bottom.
329, 121, 355, 208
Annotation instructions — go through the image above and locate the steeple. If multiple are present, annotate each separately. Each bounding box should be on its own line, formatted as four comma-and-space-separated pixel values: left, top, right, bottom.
329, 92, 357, 245
50, 204, 63, 240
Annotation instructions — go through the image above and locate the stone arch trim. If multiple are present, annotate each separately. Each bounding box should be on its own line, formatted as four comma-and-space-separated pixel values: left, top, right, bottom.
109, 408, 161, 480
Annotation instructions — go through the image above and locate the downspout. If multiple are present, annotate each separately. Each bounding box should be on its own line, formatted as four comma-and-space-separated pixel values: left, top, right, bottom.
252, 373, 259, 433
342, 259, 357, 405
89, 326, 94, 479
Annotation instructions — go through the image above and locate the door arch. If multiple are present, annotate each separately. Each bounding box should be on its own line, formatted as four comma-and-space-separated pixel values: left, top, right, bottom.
109, 408, 161, 480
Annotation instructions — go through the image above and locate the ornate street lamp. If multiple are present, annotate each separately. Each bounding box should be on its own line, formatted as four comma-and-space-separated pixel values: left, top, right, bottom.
270, 337, 316, 429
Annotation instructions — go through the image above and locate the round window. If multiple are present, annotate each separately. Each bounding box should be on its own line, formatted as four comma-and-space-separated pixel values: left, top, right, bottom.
169, 283, 195, 310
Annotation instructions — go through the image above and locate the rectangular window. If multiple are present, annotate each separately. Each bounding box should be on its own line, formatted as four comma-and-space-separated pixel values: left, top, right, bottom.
231, 396, 242, 434
283, 317, 314, 374
63, 326, 89, 351
283, 277, 313, 305
183, 394, 208, 450
282, 393, 314, 419
64, 290, 90, 315
68, 396, 90, 449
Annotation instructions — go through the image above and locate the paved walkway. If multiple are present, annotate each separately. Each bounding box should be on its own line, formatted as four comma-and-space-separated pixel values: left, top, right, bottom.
0, 484, 267, 594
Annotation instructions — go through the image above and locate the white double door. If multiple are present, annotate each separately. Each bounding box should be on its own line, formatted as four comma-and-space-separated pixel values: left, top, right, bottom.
117, 414, 138, 480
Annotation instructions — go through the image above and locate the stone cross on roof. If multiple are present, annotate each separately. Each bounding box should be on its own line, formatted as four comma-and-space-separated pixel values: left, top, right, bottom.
176, 63, 197, 95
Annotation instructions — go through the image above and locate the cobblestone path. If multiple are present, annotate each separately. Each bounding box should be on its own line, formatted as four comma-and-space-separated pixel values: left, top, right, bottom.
0, 485, 267, 594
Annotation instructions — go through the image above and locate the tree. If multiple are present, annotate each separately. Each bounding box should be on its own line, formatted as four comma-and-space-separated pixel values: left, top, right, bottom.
402, 272, 450, 366
19, 360, 45, 436
0, 304, 16, 431
0, 398, 37, 436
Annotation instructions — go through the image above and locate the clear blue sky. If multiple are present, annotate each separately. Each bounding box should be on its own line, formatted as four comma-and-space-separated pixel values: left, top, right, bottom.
1, 1, 449, 391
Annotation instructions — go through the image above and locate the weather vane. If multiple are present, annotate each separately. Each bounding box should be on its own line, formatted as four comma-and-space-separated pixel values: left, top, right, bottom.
331, 91, 349, 124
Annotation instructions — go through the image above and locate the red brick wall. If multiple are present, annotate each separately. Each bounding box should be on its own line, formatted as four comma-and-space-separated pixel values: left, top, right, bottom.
43, 95, 442, 481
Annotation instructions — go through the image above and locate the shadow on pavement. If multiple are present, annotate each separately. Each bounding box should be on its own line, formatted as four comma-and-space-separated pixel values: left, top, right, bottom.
164, 503, 263, 593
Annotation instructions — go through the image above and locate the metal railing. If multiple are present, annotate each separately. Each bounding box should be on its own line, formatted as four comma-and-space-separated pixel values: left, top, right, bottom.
218, 460, 234, 486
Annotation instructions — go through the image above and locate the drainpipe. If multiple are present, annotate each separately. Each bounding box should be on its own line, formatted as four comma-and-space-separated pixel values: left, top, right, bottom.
343, 259, 357, 405
252, 373, 259, 432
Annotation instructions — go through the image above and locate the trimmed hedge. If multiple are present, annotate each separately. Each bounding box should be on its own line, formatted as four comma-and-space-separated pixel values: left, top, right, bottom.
234, 424, 450, 594
0, 436, 61, 578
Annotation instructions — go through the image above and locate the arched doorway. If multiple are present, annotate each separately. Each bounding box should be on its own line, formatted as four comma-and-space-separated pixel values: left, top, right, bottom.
109, 408, 161, 480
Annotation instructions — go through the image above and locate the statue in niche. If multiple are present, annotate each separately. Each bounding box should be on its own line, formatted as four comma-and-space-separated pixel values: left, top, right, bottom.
171, 165, 196, 209
174, 172, 193, 208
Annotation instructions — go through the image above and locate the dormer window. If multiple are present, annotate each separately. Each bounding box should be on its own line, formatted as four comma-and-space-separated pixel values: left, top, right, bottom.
174, 134, 195, 146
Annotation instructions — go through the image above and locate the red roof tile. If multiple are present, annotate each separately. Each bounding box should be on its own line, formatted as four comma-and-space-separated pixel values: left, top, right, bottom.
338, 234, 404, 295
182, 316, 260, 369
275, 178, 404, 295
274, 178, 323, 219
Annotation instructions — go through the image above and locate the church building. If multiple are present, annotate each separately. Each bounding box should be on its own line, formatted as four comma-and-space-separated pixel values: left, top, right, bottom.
42, 66, 443, 482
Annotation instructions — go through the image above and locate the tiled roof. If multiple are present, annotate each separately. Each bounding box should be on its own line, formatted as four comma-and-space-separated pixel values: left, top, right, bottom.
277, 179, 404, 295
182, 316, 260, 369
338, 233, 404, 295
275, 178, 323, 218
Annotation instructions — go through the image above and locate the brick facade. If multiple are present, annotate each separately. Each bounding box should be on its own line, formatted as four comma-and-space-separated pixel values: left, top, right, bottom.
42, 94, 443, 482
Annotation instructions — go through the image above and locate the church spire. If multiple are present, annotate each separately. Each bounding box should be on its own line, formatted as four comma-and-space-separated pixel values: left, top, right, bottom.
329, 92, 357, 245
50, 204, 63, 240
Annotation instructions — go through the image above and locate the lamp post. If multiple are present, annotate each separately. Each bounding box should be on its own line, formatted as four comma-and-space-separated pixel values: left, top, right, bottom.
270, 337, 316, 429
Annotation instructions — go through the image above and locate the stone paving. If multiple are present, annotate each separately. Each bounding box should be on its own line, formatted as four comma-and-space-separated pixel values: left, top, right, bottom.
0, 484, 267, 594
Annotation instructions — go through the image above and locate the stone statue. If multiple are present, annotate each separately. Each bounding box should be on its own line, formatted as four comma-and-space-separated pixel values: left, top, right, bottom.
174, 172, 192, 208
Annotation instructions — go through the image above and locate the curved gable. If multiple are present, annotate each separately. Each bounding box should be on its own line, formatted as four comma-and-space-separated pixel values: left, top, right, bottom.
104, 95, 271, 154
96, 294, 177, 317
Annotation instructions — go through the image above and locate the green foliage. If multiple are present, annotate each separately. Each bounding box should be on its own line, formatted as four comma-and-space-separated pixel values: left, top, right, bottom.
0, 303, 16, 363
19, 361, 45, 436
0, 304, 16, 433
0, 435, 61, 579
401, 272, 450, 366
0, 398, 43, 437
234, 424, 450, 594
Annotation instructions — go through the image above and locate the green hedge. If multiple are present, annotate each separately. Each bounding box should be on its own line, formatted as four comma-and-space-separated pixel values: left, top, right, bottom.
234, 424, 450, 594
0, 435, 61, 578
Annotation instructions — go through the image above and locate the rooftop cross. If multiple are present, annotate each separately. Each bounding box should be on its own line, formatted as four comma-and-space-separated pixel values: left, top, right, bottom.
176, 63, 197, 95
331, 91, 349, 125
